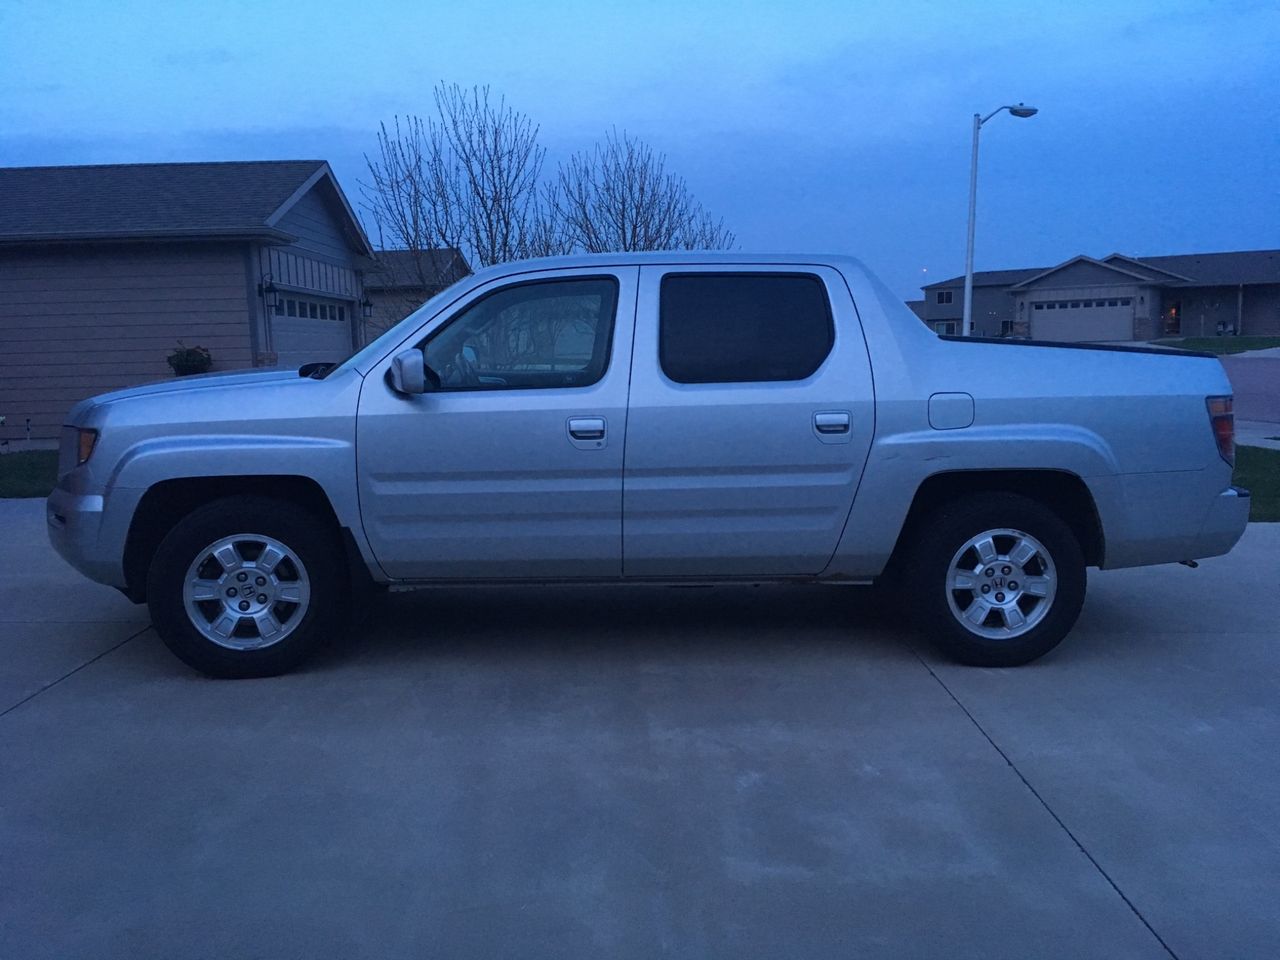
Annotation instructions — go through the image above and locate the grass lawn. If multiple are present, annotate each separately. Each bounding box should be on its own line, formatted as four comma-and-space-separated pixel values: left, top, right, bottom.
0, 450, 58, 499
1235, 446, 1280, 523
1153, 336, 1280, 355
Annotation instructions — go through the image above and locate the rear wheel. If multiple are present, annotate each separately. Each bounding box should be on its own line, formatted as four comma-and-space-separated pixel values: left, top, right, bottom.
147, 497, 346, 678
901, 493, 1086, 666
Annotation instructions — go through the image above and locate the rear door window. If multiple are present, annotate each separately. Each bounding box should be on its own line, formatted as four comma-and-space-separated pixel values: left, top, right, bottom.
659, 273, 834, 384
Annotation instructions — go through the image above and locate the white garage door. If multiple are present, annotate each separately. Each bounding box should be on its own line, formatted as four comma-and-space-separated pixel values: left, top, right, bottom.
272, 294, 355, 370
1031, 297, 1133, 342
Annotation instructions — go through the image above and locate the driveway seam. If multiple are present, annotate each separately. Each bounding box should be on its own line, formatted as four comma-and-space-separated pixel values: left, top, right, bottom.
0, 624, 151, 720
910, 646, 1181, 960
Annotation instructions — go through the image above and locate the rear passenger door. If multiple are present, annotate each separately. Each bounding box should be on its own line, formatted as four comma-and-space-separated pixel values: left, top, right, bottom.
623, 265, 874, 577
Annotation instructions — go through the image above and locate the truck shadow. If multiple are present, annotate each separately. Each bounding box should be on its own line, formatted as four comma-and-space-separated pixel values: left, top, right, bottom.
309, 582, 914, 672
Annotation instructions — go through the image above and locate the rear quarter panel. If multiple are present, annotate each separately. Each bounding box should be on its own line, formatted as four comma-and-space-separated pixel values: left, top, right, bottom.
825, 280, 1235, 576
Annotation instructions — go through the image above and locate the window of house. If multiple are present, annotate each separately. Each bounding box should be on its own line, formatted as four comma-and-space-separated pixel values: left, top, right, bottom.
280, 294, 351, 321
1070, 302, 1081, 308
936, 290, 954, 304
1000, 320, 1016, 335
423, 277, 618, 391
1121, 298, 1132, 306
934, 321, 957, 335
659, 273, 834, 383
1108, 300, 1118, 307
1046, 303, 1056, 310
1033, 303, 1044, 310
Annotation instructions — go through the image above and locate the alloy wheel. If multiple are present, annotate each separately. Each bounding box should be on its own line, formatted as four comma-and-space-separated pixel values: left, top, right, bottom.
181, 534, 311, 650
945, 527, 1057, 640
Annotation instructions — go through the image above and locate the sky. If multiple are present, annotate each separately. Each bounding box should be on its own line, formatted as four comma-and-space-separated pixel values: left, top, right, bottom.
1, 0, 1277, 299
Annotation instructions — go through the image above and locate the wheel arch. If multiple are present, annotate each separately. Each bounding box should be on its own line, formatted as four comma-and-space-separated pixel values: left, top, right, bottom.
122, 475, 365, 603
889, 469, 1105, 572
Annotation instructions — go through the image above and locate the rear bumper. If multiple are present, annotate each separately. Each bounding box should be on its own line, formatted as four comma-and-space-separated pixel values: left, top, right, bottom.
1188, 485, 1251, 560
46, 486, 125, 586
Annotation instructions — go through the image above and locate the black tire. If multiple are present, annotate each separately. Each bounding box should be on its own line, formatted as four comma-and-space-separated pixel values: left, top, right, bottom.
901, 492, 1086, 667
147, 496, 348, 678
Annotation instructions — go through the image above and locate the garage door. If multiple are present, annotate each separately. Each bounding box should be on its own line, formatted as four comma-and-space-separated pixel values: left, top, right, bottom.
272, 294, 355, 370
1031, 298, 1133, 342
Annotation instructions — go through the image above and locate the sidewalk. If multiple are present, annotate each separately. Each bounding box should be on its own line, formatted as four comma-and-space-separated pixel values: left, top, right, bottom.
1238, 419, 1280, 451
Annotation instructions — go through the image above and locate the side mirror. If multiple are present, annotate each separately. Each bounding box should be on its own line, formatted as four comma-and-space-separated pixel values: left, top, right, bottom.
388, 348, 428, 395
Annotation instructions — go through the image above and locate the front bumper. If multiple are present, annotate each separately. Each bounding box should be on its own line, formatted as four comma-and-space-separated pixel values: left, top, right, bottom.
1189, 485, 1251, 560
46, 486, 125, 586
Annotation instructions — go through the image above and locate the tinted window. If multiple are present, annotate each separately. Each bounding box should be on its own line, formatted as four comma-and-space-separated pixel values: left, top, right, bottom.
659, 273, 834, 384
424, 277, 618, 391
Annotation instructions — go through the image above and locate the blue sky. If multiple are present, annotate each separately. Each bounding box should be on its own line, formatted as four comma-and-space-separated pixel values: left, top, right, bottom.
1, 0, 1277, 298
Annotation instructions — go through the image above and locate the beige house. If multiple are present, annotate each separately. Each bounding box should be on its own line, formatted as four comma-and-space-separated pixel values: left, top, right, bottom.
918, 249, 1280, 341
0, 160, 376, 444
362, 247, 471, 337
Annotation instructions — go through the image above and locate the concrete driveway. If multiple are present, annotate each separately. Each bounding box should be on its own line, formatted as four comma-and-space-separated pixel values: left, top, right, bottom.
2, 498, 1277, 960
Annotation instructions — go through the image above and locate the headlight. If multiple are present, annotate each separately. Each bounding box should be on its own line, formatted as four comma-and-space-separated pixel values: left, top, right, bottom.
76, 428, 99, 465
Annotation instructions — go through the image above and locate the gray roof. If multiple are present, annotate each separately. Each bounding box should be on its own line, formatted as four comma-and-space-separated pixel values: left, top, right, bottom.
363, 248, 471, 290
0, 160, 362, 246
1139, 250, 1280, 286
925, 249, 1280, 290
923, 267, 1042, 289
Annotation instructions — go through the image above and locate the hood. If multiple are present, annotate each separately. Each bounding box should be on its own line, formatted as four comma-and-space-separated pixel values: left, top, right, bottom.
90, 368, 301, 406
65, 368, 308, 425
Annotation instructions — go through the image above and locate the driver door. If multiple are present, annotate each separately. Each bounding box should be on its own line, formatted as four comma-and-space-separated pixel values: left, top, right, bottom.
356, 267, 637, 580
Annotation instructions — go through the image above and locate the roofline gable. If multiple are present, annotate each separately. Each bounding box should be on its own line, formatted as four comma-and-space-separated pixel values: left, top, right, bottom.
1102, 253, 1193, 281
1009, 255, 1156, 289
265, 162, 374, 258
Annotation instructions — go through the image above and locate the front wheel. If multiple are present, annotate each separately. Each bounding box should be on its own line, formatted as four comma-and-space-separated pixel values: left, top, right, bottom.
901, 493, 1086, 666
147, 497, 347, 678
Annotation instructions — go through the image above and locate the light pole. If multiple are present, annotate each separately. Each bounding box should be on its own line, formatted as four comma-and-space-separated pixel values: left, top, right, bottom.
962, 102, 1038, 337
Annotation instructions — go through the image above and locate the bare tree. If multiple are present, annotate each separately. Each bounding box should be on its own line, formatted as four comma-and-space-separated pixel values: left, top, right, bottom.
553, 130, 734, 253
364, 90, 734, 275
363, 83, 553, 270
362, 115, 462, 291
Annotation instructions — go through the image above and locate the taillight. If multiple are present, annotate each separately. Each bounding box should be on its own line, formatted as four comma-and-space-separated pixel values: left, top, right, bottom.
1206, 396, 1234, 467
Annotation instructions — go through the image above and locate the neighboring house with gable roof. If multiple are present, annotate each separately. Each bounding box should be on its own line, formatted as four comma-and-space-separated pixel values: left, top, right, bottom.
362, 247, 471, 337
0, 160, 376, 443
918, 249, 1280, 341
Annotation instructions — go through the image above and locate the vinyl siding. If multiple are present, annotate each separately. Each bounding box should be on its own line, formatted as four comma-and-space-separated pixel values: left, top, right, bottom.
365, 287, 436, 338
1242, 284, 1280, 336
0, 243, 251, 442
272, 186, 355, 264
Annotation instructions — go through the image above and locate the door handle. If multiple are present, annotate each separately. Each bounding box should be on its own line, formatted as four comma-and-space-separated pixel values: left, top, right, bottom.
814, 412, 850, 434
568, 417, 606, 441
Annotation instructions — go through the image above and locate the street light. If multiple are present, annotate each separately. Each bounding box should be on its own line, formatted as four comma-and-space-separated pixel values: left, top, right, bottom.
962, 102, 1038, 337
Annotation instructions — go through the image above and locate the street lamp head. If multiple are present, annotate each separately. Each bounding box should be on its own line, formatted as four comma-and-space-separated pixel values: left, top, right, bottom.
1008, 103, 1038, 118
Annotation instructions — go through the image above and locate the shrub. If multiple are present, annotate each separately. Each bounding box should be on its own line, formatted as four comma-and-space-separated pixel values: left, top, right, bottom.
167, 342, 213, 377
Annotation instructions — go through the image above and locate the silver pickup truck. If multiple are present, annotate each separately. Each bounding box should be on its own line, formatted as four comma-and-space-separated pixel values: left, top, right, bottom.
47, 253, 1249, 677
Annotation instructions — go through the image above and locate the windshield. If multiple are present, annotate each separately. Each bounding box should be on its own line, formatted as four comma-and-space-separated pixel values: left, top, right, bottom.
324, 276, 470, 376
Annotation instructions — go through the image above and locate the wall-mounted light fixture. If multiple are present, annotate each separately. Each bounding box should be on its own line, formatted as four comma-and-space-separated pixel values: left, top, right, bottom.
258, 275, 280, 313
361, 297, 374, 319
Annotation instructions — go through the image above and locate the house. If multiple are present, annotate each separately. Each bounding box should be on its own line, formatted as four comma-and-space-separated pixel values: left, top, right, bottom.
0, 160, 375, 443
363, 247, 470, 336
918, 249, 1280, 341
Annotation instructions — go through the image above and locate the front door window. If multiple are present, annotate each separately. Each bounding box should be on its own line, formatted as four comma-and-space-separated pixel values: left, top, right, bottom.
424, 278, 618, 391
